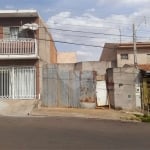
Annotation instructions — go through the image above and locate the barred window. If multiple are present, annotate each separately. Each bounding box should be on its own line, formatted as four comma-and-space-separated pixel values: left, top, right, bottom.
147, 54, 150, 63
121, 54, 128, 59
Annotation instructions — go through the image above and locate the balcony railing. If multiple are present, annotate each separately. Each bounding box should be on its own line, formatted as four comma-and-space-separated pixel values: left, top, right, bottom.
0, 38, 38, 59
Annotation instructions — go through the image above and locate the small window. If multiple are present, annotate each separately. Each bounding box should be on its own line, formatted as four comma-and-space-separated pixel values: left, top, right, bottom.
128, 95, 131, 99
121, 54, 128, 59
147, 54, 150, 63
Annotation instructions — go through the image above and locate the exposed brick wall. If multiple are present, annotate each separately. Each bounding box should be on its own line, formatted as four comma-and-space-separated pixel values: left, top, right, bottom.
57, 52, 77, 63
50, 35, 57, 64
38, 18, 57, 64
0, 26, 3, 39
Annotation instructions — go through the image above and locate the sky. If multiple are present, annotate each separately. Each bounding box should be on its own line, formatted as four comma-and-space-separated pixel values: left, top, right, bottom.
1, 0, 150, 61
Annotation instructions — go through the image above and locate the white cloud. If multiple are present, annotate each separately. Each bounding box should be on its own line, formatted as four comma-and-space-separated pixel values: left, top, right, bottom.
77, 47, 100, 62
48, 11, 105, 28
86, 8, 96, 13
43, 8, 55, 13
47, 9, 150, 61
120, 0, 149, 4
77, 50, 90, 56
97, 0, 150, 5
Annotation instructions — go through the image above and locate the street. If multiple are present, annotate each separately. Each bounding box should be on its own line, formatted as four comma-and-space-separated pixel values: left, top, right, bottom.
0, 116, 149, 150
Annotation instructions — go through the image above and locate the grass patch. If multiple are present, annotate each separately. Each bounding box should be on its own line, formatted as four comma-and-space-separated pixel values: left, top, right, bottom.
134, 114, 150, 122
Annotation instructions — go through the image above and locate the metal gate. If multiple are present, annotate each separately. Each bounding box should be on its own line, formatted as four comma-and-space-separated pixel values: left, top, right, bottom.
0, 66, 36, 99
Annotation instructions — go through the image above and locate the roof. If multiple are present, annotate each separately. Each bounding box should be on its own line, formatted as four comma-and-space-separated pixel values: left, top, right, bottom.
100, 43, 118, 61
100, 42, 150, 61
0, 10, 38, 17
118, 42, 150, 49
138, 64, 150, 71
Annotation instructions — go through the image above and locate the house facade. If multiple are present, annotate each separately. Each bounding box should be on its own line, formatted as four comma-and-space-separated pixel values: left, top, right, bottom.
0, 10, 57, 100
100, 42, 150, 111
100, 42, 150, 67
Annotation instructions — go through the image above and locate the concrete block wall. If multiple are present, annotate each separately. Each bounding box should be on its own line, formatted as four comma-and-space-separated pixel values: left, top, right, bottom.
107, 67, 140, 110
75, 61, 111, 75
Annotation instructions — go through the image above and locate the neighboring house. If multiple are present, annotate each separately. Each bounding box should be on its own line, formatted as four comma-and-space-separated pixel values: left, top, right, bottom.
0, 10, 57, 100
74, 61, 111, 75
100, 42, 150, 111
57, 52, 77, 63
100, 42, 150, 67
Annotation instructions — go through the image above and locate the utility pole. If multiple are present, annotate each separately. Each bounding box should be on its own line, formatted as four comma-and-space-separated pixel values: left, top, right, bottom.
133, 24, 137, 66
119, 28, 122, 43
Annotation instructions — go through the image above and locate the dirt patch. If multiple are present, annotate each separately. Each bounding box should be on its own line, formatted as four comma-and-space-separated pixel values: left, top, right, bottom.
31, 107, 140, 121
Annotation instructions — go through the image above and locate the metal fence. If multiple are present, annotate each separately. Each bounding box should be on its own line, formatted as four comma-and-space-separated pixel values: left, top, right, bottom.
0, 66, 36, 99
0, 38, 37, 55
42, 65, 96, 108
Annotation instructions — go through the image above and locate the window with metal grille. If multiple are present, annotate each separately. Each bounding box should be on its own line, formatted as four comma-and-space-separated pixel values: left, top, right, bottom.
147, 54, 150, 63
121, 54, 128, 59
0, 66, 36, 99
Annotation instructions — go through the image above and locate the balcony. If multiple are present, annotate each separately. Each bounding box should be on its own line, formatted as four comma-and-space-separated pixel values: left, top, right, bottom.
0, 38, 38, 59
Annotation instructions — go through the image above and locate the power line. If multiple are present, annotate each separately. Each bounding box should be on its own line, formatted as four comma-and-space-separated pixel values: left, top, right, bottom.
47, 27, 133, 38
43, 38, 103, 48
51, 30, 150, 40
50, 19, 135, 28
0, 31, 104, 48
51, 22, 132, 31
49, 16, 150, 30
0, 30, 149, 49
51, 31, 132, 40
1, 24, 150, 40
0, 32, 149, 49
42, 26, 150, 39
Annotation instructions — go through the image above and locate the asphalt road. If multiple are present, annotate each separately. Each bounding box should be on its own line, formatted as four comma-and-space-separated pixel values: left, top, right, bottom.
0, 116, 150, 150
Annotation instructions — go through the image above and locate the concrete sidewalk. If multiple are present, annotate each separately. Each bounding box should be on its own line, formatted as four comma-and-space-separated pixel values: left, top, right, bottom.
0, 100, 37, 116
31, 107, 141, 122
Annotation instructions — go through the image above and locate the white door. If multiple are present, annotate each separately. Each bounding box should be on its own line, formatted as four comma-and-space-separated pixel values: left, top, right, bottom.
96, 81, 108, 106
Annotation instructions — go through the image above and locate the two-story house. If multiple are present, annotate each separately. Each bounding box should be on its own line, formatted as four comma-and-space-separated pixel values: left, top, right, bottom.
0, 10, 57, 100
100, 42, 150, 67
100, 42, 150, 111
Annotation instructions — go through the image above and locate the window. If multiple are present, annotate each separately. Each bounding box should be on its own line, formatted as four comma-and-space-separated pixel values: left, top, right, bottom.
121, 54, 128, 59
147, 54, 150, 63
10, 27, 19, 39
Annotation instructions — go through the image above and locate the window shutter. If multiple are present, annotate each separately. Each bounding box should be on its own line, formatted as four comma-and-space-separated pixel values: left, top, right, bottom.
3, 27, 10, 38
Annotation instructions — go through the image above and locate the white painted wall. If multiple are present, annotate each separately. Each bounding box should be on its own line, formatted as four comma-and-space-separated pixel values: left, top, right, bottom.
117, 50, 150, 67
